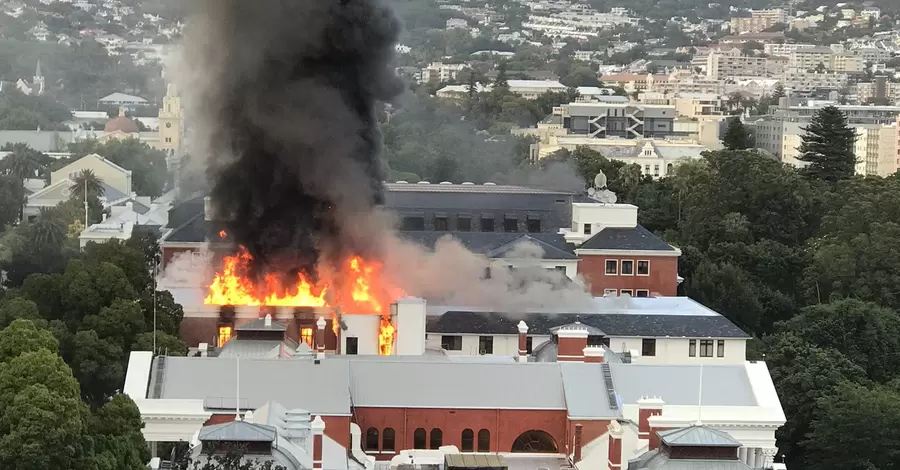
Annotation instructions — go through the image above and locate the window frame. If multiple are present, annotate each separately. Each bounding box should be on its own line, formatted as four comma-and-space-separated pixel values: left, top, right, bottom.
480, 216, 495, 232
604, 288, 618, 296
345, 337, 359, 355
620, 289, 634, 296
441, 335, 462, 351
503, 216, 518, 233
636, 289, 649, 297
526, 216, 541, 233
637, 260, 650, 276
300, 327, 314, 347
477, 429, 490, 452
621, 259, 634, 276
583, 223, 592, 235
641, 338, 656, 357
413, 428, 426, 449
461, 429, 475, 452
717, 339, 725, 358
526, 336, 533, 354
382, 428, 396, 452
433, 216, 449, 231
605, 259, 618, 275
699, 339, 714, 358
365, 427, 379, 452
689, 339, 697, 357
457, 215, 471, 232
430, 428, 443, 449
478, 335, 494, 355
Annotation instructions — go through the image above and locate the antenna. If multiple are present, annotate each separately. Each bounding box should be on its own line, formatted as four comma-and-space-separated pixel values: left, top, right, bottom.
696, 364, 704, 425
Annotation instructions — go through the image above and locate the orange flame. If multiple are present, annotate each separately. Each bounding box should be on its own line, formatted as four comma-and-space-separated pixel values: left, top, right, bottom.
204, 246, 398, 354
219, 230, 227, 239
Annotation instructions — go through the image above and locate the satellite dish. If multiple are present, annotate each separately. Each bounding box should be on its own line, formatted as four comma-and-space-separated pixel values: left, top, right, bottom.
593, 172, 608, 190
587, 187, 596, 196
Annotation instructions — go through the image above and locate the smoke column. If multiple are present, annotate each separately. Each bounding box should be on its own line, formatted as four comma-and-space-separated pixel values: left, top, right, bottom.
181, 0, 403, 279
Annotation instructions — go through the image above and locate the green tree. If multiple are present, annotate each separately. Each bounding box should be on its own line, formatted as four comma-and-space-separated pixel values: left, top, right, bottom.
70, 168, 106, 201
68, 138, 169, 197
82, 298, 146, 353
91, 394, 151, 470
29, 208, 68, 247
70, 330, 125, 407
0, 142, 45, 180
493, 60, 509, 91
722, 117, 753, 150
797, 106, 857, 182
0, 319, 58, 362
0, 174, 25, 229
134, 331, 187, 356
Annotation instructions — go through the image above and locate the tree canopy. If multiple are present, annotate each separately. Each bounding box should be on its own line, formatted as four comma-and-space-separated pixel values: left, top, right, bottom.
797, 106, 857, 182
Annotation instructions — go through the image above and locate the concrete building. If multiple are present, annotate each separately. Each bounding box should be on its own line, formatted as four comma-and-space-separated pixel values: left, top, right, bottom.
854, 124, 898, 176
780, 71, 849, 93
419, 62, 468, 84
98, 92, 148, 109
554, 102, 676, 139
728, 9, 787, 34
789, 47, 835, 73
639, 92, 725, 119
763, 43, 816, 56
705, 49, 772, 79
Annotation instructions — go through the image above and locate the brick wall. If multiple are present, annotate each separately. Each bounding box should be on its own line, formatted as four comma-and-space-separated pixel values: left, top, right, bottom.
578, 255, 678, 296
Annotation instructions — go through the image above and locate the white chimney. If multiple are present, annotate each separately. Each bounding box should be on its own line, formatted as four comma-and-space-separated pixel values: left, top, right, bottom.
264, 313, 272, 327
198, 342, 208, 357
394, 297, 427, 356
316, 316, 326, 361
517, 321, 529, 363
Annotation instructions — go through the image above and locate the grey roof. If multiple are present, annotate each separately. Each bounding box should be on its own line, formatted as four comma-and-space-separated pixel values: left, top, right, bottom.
550, 322, 605, 335
163, 212, 206, 243
659, 426, 742, 447
483, 234, 577, 260
199, 420, 277, 442
156, 357, 352, 415
217, 340, 295, 358
101, 183, 126, 202
609, 364, 757, 406
578, 226, 677, 252
236, 318, 288, 332
559, 363, 619, 419
628, 450, 750, 470
0, 130, 75, 152
384, 183, 571, 195
348, 360, 567, 409
400, 232, 577, 260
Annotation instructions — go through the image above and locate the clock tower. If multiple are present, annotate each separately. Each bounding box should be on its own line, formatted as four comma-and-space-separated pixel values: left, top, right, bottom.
158, 83, 183, 168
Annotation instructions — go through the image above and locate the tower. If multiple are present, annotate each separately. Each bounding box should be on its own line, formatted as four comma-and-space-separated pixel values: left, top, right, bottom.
158, 83, 183, 165
33, 60, 44, 95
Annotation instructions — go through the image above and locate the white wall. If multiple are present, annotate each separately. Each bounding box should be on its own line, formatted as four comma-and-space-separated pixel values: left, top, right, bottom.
425, 334, 552, 357
342, 314, 381, 355
609, 337, 747, 364
573, 203, 638, 230
395, 298, 426, 356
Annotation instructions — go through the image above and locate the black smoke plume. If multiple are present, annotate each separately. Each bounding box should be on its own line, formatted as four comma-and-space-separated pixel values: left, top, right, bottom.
184, 0, 403, 280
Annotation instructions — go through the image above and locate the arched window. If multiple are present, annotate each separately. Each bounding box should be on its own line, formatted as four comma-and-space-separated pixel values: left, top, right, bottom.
413, 428, 426, 449
382, 428, 396, 452
461, 429, 474, 452
430, 428, 443, 449
477, 429, 490, 452
666, 163, 674, 174
511, 430, 558, 453
365, 427, 379, 451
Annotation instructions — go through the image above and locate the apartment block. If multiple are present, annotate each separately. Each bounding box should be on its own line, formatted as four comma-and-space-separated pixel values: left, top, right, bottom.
763, 43, 816, 56
781, 72, 849, 93
789, 47, 835, 72
729, 9, 787, 34
419, 62, 467, 84
854, 124, 899, 176
706, 49, 773, 78
553, 102, 676, 139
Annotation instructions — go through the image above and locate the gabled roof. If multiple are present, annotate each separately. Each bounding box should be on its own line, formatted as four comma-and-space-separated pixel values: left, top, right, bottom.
236, 318, 288, 332
577, 225, 677, 252
484, 234, 578, 260
560, 362, 619, 419
550, 322, 605, 335
659, 426, 742, 447
98, 92, 148, 103
399, 232, 577, 260
198, 420, 277, 442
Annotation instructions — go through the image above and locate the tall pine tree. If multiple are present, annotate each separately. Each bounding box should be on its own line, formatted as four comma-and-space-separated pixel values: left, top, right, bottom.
723, 117, 753, 150
797, 106, 857, 182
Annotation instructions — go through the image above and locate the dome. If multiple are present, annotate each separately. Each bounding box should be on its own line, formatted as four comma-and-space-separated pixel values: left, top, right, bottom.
104, 115, 139, 133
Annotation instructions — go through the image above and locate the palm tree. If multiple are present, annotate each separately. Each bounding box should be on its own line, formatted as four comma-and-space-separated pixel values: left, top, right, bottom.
1, 142, 40, 181
30, 207, 67, 247
69, 169, 105, 202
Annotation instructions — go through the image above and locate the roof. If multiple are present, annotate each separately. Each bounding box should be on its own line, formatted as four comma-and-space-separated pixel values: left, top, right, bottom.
384, 182, 571, 195
658, 426, 742, 447
156, 357, 353, 415
507, 79, 566, 89
445, 453, 507, 469
236, 318, 288, 332
0, 130, 75, 152
609, 364, 757, 406
98, 92, 148, 103
348, 360, 567, 409
654, 146, 707, 160
399, 232, 577, 260
629, 449, 750, 470
560, 363, 619, 419
198, 420, 277, 443
162, 212, 205, 243
577, 226, 677, 252
217, 340, 296, 359
104, 115, 139, 133
550, 322, 605, 335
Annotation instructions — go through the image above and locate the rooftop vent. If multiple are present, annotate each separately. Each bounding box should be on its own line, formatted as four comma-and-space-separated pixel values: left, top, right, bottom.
484, 182, 497, 186
417, 181, 431, 184
395, 180, 408, 184
439, 181, 452, 185
461, 182, 475, 185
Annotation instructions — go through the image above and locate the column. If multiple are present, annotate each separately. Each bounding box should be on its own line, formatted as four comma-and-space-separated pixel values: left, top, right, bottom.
751, 448, 762, 468
738, 447, 748, 464
762, 448, 778, 468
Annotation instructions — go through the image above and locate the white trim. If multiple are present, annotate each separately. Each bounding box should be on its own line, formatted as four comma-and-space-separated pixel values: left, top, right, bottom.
637, 260, 651, 276
620, 259, 635, 276
162, 242, 205, 249
576, 248, 682, 257
605, 259, 619, 276
620, 289, 634, 296
603, 288, 618, 296
635, 289, 650, 298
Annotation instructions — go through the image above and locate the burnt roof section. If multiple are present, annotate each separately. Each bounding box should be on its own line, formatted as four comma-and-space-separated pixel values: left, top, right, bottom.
384, 183, 572, 195
399, 232, 577, 260
578, 225, 677, 252
163, 212, 206, 243
426, 311, 749, 338
236, 318, 288, 332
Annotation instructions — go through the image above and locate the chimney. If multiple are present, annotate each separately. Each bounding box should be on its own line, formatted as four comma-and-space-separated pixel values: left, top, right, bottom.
573, 424, 584, 463
311, 415, 325, 470
517, 321, 529, 362
648, 414, 665, 451
264, 313, 272, 327
607, 421, 624, 470
315, 316, 326, 361
394, 298, 426, 355
584, 346, 605, 363
198, 342, 208, 357
203, 196, 214, 221
556, 325, 589, 362
637, 396, 665, 440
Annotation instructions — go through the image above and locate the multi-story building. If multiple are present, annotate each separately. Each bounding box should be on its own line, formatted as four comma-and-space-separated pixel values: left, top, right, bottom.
705, 49, 773, 79
832, 52, 865, 73
763, 43, 816, 56
554, 102, 676, 139
851, 47, 892, 64
857, 80, 900, 104
854, 124, 899, 176
638, 92, 724, 119
789, 47, 835, 73
530, 136, 710, 177
729, 9, 787, 34
780, 71, 849, 93
419, 62, 467, 84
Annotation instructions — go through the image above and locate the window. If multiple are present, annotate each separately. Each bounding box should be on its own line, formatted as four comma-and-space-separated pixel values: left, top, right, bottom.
217, 325, 232, 347
642, 338, 656, 357
480, 216, 495, 232
457, 216, 471, 232
461, 429, 474, 452
526, 216, 541, 233
637, 260, 650, 276
300, 327, 314, 347
413, 429, 426, 449
636, 289, 649, 297
717, 340, 725, 358
689, 340, 697, 357
366, 428, 379, 451
434, 216, 448, 231
402, 216, 424, 231
479, 336, 493, 354
383, 428, 395, 452
441, 335, 462, 351
503, 216, 518, 233
430, 429, 443, 449
583, 223, 592, 235
166, 122, 172, 128
621, 260, 634, 275
605, 260, 618, 275
653, 165, 659, 176
604, 288, 617, 296
477, 429, 490, 452
526, 336, 533, 354
699, 340, 714, 357
346, 337, 359, 355
620, 289, 633, 296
